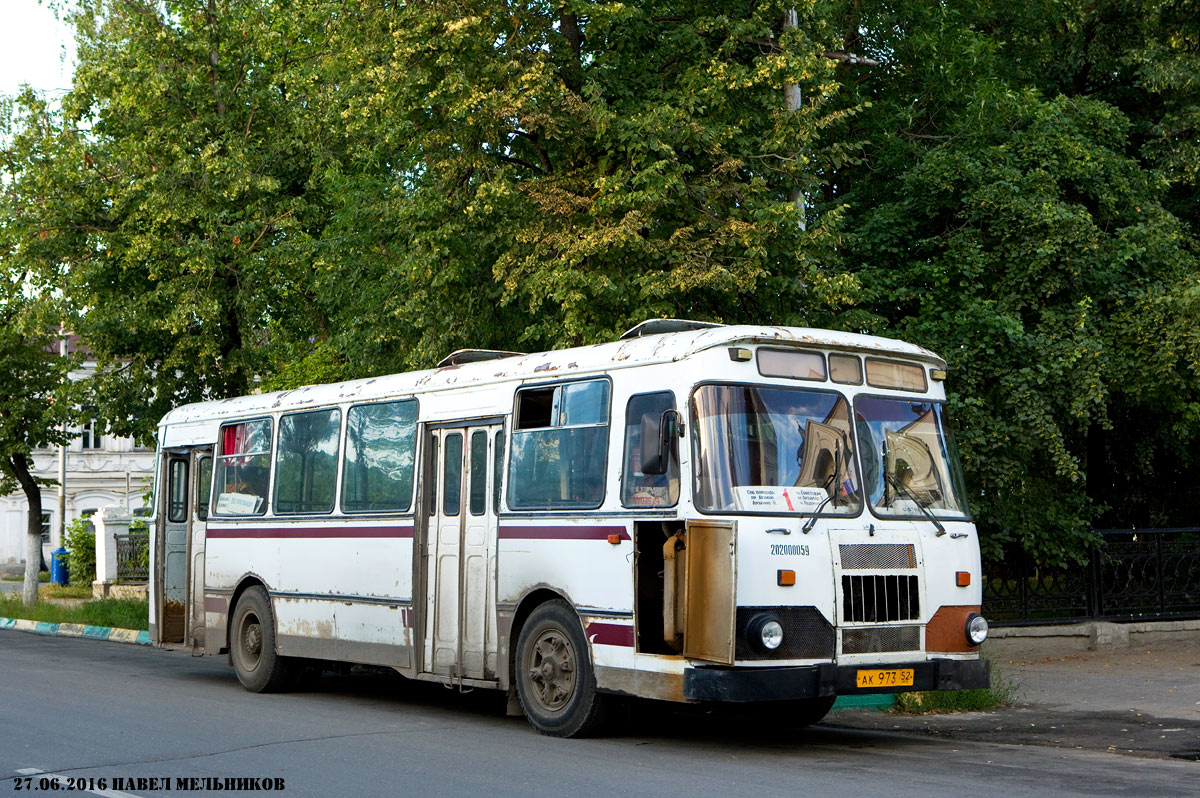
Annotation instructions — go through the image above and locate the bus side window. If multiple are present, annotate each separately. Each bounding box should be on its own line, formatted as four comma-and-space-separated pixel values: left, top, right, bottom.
213, 419, 272, 516
622, 392, 679, 508
168, 459, 188, 523
493, 431, 505, 514
196, 455, 212, 522
469, 430, 487, 516
508, 379, 610, 510
275, 408, 341, 515
341, 399, 418, 514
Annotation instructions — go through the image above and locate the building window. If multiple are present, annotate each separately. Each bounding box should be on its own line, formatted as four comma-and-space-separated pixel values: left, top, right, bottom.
39, 512, 51, 544
80, 408, 102, 450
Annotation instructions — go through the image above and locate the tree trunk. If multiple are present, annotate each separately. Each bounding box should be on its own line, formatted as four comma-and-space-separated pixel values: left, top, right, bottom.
9, 452, 43, 608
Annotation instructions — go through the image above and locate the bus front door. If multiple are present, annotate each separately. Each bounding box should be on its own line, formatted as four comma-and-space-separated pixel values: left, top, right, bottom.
422, 423, 502, 682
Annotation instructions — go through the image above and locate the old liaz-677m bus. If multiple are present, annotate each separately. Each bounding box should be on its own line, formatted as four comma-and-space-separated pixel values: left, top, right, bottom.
149, 320, 989, 736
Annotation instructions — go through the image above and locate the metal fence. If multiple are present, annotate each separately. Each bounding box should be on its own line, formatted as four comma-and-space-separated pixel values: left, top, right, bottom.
983, 529, 1200, 625
115, 532, 149, 583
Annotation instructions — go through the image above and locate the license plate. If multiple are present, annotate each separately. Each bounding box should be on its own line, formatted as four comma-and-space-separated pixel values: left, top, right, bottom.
856, 668, 915, 688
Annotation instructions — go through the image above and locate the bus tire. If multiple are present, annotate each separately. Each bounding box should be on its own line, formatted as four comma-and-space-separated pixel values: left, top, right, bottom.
230, 586, 293, 693
515, 600, 609, 737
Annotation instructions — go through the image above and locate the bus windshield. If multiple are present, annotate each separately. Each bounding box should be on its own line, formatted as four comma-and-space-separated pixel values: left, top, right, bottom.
854, 397, 969, 518
692, 384, 862, 515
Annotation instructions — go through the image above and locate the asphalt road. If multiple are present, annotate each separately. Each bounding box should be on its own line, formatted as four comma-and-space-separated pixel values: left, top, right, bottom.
1, 633, 1197, 798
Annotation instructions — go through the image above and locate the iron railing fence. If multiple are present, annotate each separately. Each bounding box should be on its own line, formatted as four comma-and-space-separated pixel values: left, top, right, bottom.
115, 532, 149, 583
983, 529, 1200, 625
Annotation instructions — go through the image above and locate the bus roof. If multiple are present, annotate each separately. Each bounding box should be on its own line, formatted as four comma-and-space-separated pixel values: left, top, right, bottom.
158, 323, 945, 428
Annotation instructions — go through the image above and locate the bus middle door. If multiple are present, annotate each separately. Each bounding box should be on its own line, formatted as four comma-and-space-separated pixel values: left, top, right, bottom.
422, 423, 502, 683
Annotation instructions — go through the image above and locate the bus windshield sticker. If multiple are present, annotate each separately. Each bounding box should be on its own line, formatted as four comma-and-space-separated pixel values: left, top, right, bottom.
735, 486, 826, 513
215, 492, 263, 515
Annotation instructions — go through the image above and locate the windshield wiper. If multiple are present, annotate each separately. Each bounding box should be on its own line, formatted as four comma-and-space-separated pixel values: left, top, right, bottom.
884, 472, 946, 536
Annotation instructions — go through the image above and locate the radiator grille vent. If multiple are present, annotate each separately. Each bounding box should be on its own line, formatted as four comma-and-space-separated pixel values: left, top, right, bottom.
841, 625, 921, 654
839, 543, 915, 570
841, 574, 920, 622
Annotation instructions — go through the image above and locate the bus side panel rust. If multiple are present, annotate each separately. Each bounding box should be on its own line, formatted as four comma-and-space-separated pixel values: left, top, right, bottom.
595, 666, 685, 702
274, 597, 415, 669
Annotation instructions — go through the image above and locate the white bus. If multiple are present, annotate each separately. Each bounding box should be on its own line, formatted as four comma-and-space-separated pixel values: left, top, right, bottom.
150, 320, 989, 736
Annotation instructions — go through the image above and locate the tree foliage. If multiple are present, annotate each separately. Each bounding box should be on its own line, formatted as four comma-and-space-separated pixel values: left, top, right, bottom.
1, 0, 1197, 564
1, 96, 82, 604
823, 0, 1200, 562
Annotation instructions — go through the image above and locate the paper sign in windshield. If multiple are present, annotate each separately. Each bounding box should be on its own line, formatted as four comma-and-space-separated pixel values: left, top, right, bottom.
735, 486, 827, 512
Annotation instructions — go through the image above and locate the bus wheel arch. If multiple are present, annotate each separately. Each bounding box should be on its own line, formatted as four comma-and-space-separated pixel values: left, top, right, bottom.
511, 594, 610, 737
228, 580, 294, 693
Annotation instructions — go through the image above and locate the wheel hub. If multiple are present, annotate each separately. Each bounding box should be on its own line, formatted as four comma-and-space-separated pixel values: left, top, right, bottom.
527, 631, 576, 711
241, 617, 263, 668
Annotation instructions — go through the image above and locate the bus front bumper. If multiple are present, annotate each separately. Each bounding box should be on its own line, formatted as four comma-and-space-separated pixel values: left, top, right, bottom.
683, 658, 990, 703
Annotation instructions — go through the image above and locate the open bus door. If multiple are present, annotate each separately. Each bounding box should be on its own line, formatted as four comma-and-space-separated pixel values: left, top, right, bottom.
681, 520, 737, 665
154, 448, 211, 650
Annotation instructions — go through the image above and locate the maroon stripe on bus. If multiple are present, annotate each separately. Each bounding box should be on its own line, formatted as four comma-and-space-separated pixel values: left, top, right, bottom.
498, 525, 631, 541
585, 622, 635, 647
204, 596, 228, 614
206, 526, 415, 539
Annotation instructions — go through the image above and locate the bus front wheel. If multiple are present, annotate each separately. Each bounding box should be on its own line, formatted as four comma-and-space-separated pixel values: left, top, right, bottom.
515, 600, 609, 737
230, 586, 294, 693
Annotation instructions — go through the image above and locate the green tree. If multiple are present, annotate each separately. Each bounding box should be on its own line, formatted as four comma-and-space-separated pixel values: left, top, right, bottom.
1, 99, 82, 605
287, 0, 859, 378
6, 1, 333, 442
822, 0, 1200, 562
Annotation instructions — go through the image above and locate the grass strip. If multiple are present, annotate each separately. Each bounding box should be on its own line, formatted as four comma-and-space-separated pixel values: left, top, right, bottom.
892, 664, 1018, 714
0, 595, 148, 631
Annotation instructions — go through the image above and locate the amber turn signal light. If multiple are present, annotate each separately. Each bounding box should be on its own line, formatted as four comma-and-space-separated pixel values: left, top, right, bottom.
607, 534, 622, 545
777, 569, 796, 586
955, 571, 971, 587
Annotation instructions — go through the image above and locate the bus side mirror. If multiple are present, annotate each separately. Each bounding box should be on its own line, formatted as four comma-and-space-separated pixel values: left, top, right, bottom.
641, 410, 680, 475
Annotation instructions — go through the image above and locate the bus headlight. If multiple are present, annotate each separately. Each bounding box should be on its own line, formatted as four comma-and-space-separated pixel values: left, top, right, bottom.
965, 613, 989, 646
747, 614, 785, 652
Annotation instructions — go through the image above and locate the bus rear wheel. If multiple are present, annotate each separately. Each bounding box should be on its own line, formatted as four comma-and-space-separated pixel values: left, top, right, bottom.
515, 600, 609, 737
230, 586, 294, 693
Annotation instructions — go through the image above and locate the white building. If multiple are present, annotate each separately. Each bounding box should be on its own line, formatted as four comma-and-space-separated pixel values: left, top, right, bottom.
0, 338, 156, 574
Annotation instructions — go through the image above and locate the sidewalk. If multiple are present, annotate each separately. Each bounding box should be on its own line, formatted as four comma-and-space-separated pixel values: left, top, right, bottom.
828, 625, 1200, 761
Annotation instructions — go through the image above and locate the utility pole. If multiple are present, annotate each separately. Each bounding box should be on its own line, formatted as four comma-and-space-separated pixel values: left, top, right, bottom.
781, 11, 879, 233
784, 9, 806, 232
57, 331, 67, 550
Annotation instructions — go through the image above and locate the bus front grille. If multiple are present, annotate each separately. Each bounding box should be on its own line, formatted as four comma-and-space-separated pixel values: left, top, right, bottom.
839, 543, 915, 570
841, 625, 921, 654
841, 574, 920, 623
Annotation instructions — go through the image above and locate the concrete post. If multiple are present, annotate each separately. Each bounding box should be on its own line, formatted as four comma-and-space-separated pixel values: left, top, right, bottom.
92, 505, 131, 598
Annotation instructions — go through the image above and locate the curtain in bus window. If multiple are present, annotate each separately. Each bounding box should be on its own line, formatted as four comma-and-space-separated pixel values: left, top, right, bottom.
275, 409, 341, 515
213, 419, 272, 516
508, 380, 610, 510
342, 400, 418, 513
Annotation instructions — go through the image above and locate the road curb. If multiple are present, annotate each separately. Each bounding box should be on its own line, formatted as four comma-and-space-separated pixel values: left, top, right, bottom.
986, 618, 1200, 654
0, 616, 151, 645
